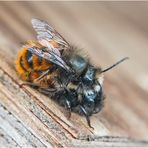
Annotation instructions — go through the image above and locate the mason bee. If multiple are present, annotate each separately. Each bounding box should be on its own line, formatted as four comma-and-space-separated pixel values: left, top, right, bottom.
15, 19, 128, 128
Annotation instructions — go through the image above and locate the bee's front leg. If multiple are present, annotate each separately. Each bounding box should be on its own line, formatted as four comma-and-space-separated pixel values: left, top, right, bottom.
65, 99, 72, 119
80, 106, 94, 129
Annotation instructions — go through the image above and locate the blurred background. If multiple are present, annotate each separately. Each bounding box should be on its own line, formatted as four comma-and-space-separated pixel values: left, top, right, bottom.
0, 1, 148, 141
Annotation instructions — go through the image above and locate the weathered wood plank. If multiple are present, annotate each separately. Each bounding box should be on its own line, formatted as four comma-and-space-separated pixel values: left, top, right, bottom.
0, 127, 19, 147
0, 103, 46, 147
0, 1, 148, 147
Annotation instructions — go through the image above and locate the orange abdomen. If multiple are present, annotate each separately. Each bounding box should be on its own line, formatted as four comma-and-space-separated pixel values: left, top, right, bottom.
15, 47, 53, 82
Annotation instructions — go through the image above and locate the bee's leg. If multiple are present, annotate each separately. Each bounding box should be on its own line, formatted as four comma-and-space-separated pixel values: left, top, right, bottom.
80, 106, 94, 129
65, 99, 71, 119
20, 82, 40, 87
38, 88, 57, 95
35, 69, 50, 81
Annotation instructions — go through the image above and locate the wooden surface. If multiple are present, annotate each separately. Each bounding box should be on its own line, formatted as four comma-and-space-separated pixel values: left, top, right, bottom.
0, 1, 148, 147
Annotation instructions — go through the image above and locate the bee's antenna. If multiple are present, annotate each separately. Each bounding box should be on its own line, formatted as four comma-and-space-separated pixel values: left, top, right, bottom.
101, 57, 129, 73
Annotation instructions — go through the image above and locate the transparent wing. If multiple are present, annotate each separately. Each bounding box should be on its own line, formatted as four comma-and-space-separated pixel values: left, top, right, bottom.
27, 46, 70, 71
30, 18, 71, 71
31, 18, 70, 50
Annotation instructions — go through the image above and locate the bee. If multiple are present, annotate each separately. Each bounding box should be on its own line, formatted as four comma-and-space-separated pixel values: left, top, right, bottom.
15, 19, 128, 128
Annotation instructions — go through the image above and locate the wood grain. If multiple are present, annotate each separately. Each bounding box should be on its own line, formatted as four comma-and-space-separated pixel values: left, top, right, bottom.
0, 1, 148, 147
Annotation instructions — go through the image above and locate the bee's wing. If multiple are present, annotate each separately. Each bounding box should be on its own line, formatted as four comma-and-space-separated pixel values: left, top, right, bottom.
27, 46, 70, 71
31, 18, 70, 50
30, 18, 71, 71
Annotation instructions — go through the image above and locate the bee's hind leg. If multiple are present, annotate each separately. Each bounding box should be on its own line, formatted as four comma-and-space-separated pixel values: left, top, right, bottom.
38, 88, 57, 95
35, 69, 51, 81
20, 82, 40, 88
